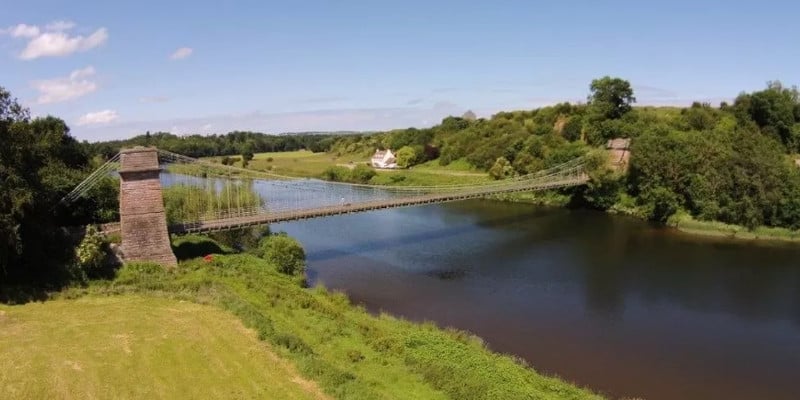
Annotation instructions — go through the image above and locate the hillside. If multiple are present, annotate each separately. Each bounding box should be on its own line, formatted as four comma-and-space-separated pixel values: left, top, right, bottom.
0, 295, 328, 400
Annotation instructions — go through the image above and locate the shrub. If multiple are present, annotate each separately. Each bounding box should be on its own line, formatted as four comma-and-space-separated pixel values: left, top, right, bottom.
76, 226, 107, 271
321, 166, 351, 182
258, 234, 306, 275
488, 157, 514, 180
350, 164, 376, 183
274, 333, 313, 355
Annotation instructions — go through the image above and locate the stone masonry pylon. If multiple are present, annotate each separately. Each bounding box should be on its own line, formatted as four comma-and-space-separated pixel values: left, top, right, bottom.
118, 147, 177, 267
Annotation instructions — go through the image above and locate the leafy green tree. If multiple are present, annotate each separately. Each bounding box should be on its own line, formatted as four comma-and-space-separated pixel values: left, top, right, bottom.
0, 86, 104, 287
639, 186, 680, 222
321, 166, 351, 182
488, 157, 514, 180
396, 146, 417, 168
587, 76, 636, 120
562, 116, 583, 141
241, 150, 254, 168
680, 102, 720, 131
350, 164, 376, 183
76, 226, 107, 271
733, 81, 800, 151
259, 234, 305, 275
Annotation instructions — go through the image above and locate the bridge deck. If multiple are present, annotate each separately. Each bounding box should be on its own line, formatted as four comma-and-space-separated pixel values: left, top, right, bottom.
168, 175, 587, 234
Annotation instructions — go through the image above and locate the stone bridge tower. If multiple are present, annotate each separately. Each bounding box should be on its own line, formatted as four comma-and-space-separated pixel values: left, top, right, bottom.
118, 147, 177, 267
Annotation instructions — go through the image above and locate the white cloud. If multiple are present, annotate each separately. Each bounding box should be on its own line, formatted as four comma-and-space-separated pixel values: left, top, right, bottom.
45, 20, 76, 31
32, 66, 98, 104
77, 110, 118, 126
3, 21, 107, 60
6, 24, 40, 38
169, 47, 193, 60
20, 28, 107, 59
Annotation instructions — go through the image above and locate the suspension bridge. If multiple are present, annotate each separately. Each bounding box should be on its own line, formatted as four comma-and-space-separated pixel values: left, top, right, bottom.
61, 147, 590, 266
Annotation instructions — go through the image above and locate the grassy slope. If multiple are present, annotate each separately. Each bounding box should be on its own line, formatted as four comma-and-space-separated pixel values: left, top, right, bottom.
667, 212, 800, 242
247, 150, 363, 177
56, 254, 601, 400
236, 151, 492, 186
0, 295, 328, 400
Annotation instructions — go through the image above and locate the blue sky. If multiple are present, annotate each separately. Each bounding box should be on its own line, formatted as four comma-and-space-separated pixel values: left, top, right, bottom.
1, 0, 798, 141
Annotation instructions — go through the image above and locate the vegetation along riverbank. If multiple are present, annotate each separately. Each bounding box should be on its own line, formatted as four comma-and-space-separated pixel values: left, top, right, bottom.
169, 77, 800, 242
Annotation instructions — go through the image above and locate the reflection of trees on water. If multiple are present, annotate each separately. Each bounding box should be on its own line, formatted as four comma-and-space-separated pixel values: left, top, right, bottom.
435, 199, 800, 325
270, 187, 800, 326
571, 217, 800, 325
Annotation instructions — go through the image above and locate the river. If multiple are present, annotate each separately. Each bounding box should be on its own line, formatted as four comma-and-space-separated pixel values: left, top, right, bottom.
271, 200, 800, 400
162, 173, 800, 399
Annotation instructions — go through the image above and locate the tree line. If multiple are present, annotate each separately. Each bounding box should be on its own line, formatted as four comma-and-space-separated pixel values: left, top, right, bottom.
90, 131, 342, 159
1, 87, 118, 292
326, 77, 800, 230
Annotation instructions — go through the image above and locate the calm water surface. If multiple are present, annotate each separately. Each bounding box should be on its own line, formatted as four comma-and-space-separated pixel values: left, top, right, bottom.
271, 200, 800, 400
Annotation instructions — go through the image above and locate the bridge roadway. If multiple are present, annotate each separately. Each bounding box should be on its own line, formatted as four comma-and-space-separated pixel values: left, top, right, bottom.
168, 175, 588, 234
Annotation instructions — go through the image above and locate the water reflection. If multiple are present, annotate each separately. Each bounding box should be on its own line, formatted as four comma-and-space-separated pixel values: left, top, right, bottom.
274, 200, 800, 400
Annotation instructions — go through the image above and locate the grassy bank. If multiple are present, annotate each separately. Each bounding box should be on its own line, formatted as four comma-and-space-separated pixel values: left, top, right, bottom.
48, 250, 600, 400
667, 212, 800, 242
0, 295, 328, 399
211, 150, 492, 186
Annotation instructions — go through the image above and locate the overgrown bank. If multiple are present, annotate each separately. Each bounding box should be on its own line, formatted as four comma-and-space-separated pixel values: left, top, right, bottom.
55, 243, 600, 400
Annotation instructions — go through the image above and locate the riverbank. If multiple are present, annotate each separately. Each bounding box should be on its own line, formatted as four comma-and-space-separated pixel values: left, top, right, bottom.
20, 246, 600, 400
209, 150, 800, 244
666, 211, 800, 242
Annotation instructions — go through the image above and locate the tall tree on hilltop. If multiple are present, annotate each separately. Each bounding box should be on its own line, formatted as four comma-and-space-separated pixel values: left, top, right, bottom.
587, 76, 636, 120
733, 81, 800, 151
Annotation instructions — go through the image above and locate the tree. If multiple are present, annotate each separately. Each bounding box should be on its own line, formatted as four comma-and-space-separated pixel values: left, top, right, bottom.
462, 110, 477, 121
241, 150, 254, 168
350, 164, 376, 183
396, 146, 417, 168
259, 234, 305, 275
733, 81, 800, 151
562, 116, 583, 141
488, 157, 514, 180
0, 86, 100, 287
587, 76, 636, 120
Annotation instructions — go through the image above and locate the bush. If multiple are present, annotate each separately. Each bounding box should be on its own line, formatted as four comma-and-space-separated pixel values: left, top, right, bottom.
76, 226, 108, 271
321, 166, 351, 182
488, 157, 514, 180
258, 234, 306, 275
350, 165, 376, 183
274, 333, 313, 355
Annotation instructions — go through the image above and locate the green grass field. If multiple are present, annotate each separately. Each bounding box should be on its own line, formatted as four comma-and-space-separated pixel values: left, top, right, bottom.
246, 150, 364, 177
214, 150, 492, 186
0, 295, 328, 400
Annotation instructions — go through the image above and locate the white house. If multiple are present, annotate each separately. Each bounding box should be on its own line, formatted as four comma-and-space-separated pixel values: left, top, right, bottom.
371, 149, 398, 169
